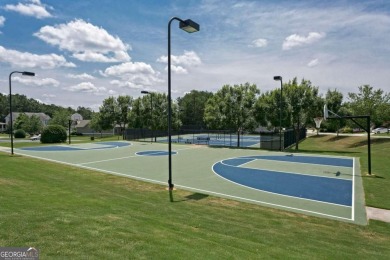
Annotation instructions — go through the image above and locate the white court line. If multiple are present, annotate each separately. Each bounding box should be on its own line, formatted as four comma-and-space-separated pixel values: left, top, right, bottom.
79, 155, 139, 165
247, 157, 353, 171
13, 150, 167, 186
79, 145, 204, 165
175, 184, 353, 221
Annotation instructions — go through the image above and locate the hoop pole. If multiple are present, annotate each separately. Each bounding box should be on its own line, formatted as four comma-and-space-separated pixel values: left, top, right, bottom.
326, 112, 371, 175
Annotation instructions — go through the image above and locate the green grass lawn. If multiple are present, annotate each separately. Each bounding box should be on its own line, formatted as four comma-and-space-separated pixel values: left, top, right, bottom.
1, 135, 390, 258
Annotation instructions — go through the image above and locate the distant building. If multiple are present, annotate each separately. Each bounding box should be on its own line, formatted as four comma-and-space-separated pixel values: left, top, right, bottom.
5, 112, 51, 127
0, 122, 6, 133
74, 120, 93, 134
73, 120, 116, 136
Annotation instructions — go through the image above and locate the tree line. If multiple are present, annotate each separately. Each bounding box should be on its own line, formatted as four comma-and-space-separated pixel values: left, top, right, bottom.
1, 78, 389, 141
0, 93, 94, 134
0, 93, 94, 121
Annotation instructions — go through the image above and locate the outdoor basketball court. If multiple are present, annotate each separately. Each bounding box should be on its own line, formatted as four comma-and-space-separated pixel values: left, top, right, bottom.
14, 140, 367, 225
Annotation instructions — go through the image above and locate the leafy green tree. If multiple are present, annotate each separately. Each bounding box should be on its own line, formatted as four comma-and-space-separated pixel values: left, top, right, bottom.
25, 115, 43, 134
117, 95, 133, 135
76, 106, 94, 120
14, 113, 29, 130
128, 93, 169, 131
90, 112, 104, 137
204, 83, 259, 146
153, 93, 169, 130
255, 89, 290, 131
99, 97, 118, 130
128, 98, 145, 129
324, 89, 344, 133
49, 110, 72, 128
177, 90, 213, 128
99, 95, 133, 137
283, 78, 321, 150
347, 85, 390, 128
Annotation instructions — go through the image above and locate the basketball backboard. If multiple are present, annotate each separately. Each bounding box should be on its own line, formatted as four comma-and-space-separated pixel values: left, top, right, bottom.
323, 104, 329, 120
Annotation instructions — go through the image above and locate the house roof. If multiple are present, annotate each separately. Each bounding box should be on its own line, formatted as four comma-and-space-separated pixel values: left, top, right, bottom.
75, 120, 91, 128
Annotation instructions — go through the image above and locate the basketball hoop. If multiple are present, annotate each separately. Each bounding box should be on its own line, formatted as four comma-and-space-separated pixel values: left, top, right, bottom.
313, 117, 323, 136
323, 104, 329, 120
314, 117, 323, 129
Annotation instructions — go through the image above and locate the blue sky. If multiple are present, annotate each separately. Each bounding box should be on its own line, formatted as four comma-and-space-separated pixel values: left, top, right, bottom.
1, 0, 389, 111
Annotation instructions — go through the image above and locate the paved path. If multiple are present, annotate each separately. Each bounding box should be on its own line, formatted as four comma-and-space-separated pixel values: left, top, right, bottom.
366, 207, 390, 223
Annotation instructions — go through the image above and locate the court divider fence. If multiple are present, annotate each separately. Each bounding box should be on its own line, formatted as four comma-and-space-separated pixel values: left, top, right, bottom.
124, 128, 306, 150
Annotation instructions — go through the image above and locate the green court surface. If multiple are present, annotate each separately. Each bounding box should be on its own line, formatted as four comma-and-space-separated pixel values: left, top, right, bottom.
14, 141, 367, 225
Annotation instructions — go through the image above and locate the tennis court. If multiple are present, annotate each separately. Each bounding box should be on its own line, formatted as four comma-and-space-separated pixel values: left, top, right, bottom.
156, 133, 270, 147
15, 140, 367, 225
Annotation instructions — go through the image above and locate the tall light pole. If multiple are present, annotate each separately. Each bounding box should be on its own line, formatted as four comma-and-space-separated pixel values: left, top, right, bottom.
168, 17, 200, 190
273, 76, 283, 151
9, 71, 35, 155
141, 90, 153, 142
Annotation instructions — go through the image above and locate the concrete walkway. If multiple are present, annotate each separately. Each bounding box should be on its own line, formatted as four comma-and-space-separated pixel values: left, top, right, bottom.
366, 207, 390, 223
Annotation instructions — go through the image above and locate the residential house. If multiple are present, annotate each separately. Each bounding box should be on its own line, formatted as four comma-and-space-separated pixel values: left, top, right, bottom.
0, 122, 6, 133
5, 112, 51, 127
74, 120, 116, 136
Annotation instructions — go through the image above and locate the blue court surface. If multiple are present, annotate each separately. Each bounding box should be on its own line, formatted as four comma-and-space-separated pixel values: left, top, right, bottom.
213, 155, 352, 206
13, 141, 366, 225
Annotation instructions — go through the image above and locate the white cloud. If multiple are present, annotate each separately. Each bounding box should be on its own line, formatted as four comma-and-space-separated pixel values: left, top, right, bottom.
250, 38, 268, 48
67, 73, 95, 80
170, 65, 187, 74
102, 62, 163, 87
13, 76, 60, 87
157, 50, 201, 66
0, 16, 5, 26
307, 58, 319, 67
3, 0, 52, 19
157, 50, 201, 74
34, 19, 131, 62
0, 45, 75, 69
103, 62, 156, 77
110, 80, 142, 90
108, 89, 117, 95
66, 82, 107, 94
43, 94, 56, 98
282, 32, 326, 50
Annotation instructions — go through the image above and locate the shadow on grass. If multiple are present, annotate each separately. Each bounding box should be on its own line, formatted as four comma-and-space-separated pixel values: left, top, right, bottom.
169, 191, 209, 203
348, 138, 390, 148
326, 136, 350, 142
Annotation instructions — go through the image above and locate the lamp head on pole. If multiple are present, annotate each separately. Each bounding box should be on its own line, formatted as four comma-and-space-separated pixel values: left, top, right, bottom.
22, 71, 35, 76
179, 19, 200, 33
141, 90, 150, 95
273, 76, 282, 81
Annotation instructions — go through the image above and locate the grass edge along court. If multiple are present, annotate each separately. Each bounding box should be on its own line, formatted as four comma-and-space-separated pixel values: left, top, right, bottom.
1, 135, 390, 258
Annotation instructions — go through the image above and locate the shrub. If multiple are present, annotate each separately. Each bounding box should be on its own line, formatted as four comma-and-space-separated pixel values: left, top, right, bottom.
340, 127, 353, 133
41, 125, 67, 143
14, 129, 26, 139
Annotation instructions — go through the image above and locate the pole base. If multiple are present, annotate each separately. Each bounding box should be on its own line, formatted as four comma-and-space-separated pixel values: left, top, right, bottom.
167, 183, 175, 190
